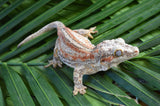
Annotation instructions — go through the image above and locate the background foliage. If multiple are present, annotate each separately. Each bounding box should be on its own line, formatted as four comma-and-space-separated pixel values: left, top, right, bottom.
0, 0, 160, 105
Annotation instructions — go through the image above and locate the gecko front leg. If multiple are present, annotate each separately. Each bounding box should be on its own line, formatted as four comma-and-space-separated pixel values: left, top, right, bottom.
74, 26, 97, 39
73, 67, 87, 95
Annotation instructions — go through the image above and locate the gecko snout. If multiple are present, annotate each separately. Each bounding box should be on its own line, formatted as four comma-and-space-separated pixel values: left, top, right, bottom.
133, 47, 139, 56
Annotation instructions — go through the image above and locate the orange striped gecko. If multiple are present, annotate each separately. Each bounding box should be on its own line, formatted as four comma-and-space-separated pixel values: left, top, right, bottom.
18, 21, 139, 95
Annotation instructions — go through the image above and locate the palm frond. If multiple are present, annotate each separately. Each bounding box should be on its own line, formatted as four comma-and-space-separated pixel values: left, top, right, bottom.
0, 0, 160, 105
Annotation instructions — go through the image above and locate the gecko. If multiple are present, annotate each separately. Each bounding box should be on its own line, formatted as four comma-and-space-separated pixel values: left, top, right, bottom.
18, 21, 139, 95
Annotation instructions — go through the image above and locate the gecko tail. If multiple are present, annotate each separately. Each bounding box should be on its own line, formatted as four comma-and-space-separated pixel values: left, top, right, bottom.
17, 21, 65, 48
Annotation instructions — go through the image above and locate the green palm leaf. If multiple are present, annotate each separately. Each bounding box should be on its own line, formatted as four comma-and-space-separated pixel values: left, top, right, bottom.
0, 63, 34, 106
0, 87, 4, 106
0, 0, 160, 105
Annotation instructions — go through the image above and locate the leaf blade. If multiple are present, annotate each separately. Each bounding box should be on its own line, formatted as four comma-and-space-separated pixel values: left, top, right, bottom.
0, 87, 5, 106
138, 34, 160, 52
0, 0, 50, 37
72, 0, 133, 29
107, 68, 160, 105
0, 0, 24, 20
0, 63, 35, 106
22, 64, 63, 106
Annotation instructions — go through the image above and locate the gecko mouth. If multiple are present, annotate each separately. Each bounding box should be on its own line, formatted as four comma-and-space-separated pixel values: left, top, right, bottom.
133, 47, 139, 56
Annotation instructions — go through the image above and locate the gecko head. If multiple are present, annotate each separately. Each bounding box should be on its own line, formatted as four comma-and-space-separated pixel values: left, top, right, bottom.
95, 38, 139, 69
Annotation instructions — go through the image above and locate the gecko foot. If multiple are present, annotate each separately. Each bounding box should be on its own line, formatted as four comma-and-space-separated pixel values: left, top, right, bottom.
73, 85, 87, 95
44, 60, 62, 68
89, 26, 97, 34
74, 26, 97, 39
86, 26, 98, 39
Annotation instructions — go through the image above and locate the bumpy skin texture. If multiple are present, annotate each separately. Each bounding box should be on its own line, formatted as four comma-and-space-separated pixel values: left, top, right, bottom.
18, 21, 139, 95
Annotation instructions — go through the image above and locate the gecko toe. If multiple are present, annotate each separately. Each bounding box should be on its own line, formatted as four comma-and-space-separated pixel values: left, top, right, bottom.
89, 26, 97, 34
79, 89, 86, 95
73, 89, 78, 95
58, 61, 62, 67
73, 85, 87, 95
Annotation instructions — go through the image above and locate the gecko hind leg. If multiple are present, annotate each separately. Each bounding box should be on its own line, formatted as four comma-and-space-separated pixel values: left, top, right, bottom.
73, 68, 87, 95
74, 26, 97, 39
45, 43, 62, 68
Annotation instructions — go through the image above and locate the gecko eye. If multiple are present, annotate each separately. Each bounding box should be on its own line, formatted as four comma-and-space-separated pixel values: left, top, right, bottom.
114, 49, 123, 57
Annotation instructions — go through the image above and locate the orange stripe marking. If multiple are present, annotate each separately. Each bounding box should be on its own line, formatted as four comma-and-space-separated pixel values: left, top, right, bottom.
101, 56, 114, 62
